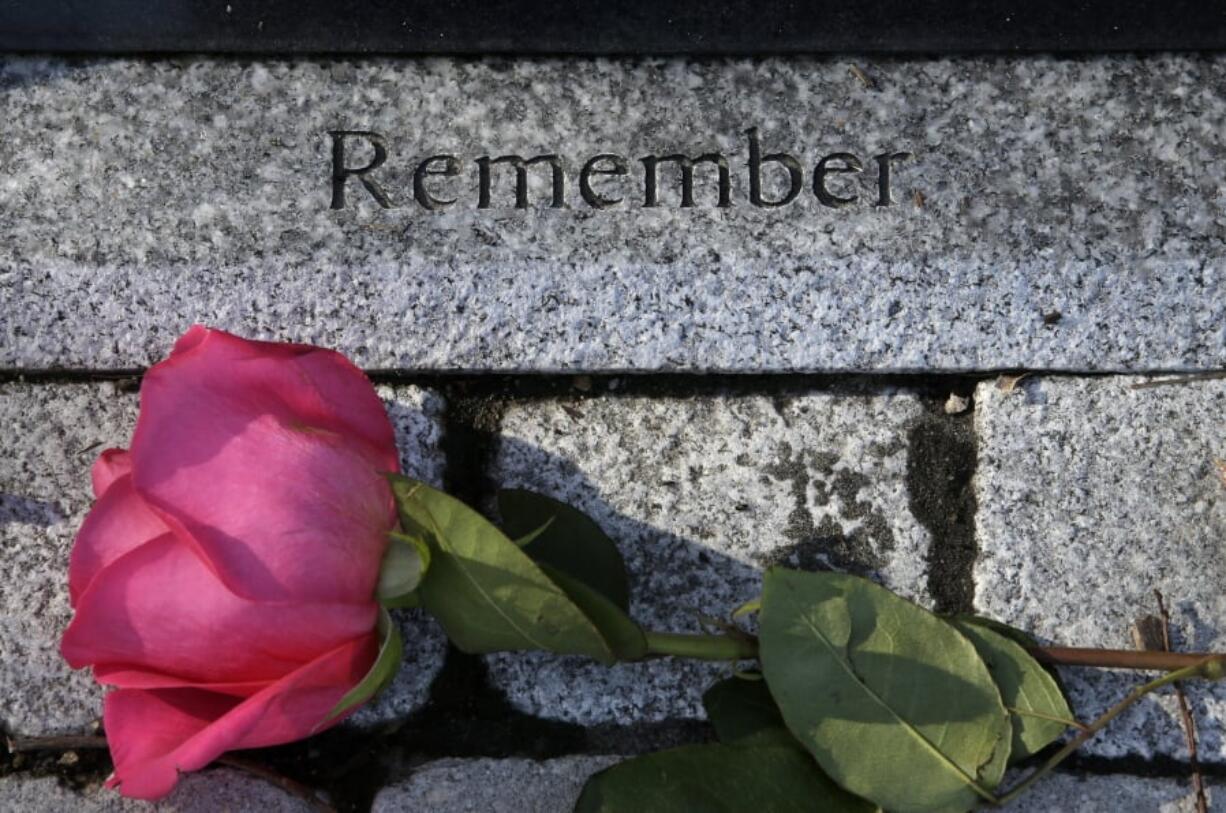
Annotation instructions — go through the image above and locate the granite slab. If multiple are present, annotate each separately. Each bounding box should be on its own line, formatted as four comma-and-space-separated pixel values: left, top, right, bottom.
371, 757, 620, 813
998, 771, 1219, 812
483, 388, 940, 724
973, 376, 1226, 761
0, 770, 316, 812
2, 56, 1224, 373
0, 381, 446, 735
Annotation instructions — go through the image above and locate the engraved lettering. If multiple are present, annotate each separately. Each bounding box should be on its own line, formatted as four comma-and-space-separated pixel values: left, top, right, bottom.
329, 130, 392, 209
640, 153, 732, 208
813, 153, 863, 208
322, 126, 915, 214
413, 155, 462, 210
477, 154, 566, 209
580, 154, 629, 209
746, 127, 802, 208
874, 151, 913, 207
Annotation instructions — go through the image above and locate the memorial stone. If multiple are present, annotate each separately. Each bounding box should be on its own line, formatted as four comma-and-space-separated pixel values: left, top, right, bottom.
2, 56, 1224, 372
2, 6, 1225, 809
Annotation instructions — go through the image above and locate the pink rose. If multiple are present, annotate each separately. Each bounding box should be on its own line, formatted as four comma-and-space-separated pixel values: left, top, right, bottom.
61, 326, 400, 800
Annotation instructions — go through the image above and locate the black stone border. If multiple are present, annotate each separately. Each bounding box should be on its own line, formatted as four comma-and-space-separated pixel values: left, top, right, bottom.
3, 0, 1225, 55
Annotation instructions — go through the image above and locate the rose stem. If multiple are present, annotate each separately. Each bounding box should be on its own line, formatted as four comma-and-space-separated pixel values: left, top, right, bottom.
1028, 647, 1226, 671
641, 630, 758, 661
639, 628, 1226, 673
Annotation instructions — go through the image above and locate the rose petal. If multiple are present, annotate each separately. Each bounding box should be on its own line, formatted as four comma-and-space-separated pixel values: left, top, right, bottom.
69, 474, 169, 605
134, 411, 394, 604
160, 326, 397, 472
103, 689, 237, 799
93, 665, 271, 698
129, 327, 398, 604
104, 635, 376, 800
91, 449, 132, 498
62, 533, 377, 684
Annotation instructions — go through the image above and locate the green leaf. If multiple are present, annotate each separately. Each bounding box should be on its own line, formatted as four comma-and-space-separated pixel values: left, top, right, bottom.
952, 619, 1073, 762
389, 475, 618, 663
759, 568, 1012, 813
702, 677, 796, 748
731, 597, 762, 620
380, 592, 420, 609
956, 614, 1071, 702
512, 517, 555, 548
376, 531, 430, 605
574, 743, 875, 813
498, 489, 631, 610
954, 614, 1040, 648
538, 563, 646, 661
323, 607, 402, 724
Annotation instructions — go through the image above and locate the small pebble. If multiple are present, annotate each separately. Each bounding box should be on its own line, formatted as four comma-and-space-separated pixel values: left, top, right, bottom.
944, 393, 970, 414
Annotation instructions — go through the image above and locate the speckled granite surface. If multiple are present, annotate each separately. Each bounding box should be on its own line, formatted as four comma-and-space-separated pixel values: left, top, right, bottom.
2, 56, 1224, 371
371, 757, 621, 813
0, 770, 315, 812
484, 390, 935, 724
974, 376, 1226, 761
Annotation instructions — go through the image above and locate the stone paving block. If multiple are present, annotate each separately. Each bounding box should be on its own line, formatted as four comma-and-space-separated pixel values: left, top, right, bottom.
485, 390, 936, 724
1000, 772, 1219, 812
352, 386, 449, 727
378, 383, 448, 489
349, 607, 448, 728
974, 376, 1226, 761
371, 756, 620, 813
0, 382, 445, 735
0, 769, 315, 811
0, 382, 130, 734
3, 57, 1225, 373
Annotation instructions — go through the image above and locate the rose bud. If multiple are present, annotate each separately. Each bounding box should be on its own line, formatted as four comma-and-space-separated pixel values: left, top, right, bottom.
61, 326, 401, 800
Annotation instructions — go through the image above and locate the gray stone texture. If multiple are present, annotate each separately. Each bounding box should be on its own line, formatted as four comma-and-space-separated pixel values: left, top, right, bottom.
371, 757, 620, 813
485, 389, 936, 723
2, 56, 1224, 373
0, 381, 127, 734
0, 769, 315, 812
349, 607, 447, 728
379, 384, 447, 488
974, 376, 1226, 761
0, 381, 446, 736
999, 772, 1219, 812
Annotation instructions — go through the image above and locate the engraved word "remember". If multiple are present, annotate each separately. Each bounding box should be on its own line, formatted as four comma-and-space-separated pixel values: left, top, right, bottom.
328, 128, 912, 211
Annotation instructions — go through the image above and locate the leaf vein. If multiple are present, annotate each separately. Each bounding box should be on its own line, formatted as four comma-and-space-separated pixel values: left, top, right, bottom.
414, 489, 555, 652
795, 612, 992, 796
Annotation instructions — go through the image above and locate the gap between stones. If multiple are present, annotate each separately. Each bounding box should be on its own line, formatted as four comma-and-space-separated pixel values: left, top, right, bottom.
907, 392, 978, 615
3, 370, 1221, 810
